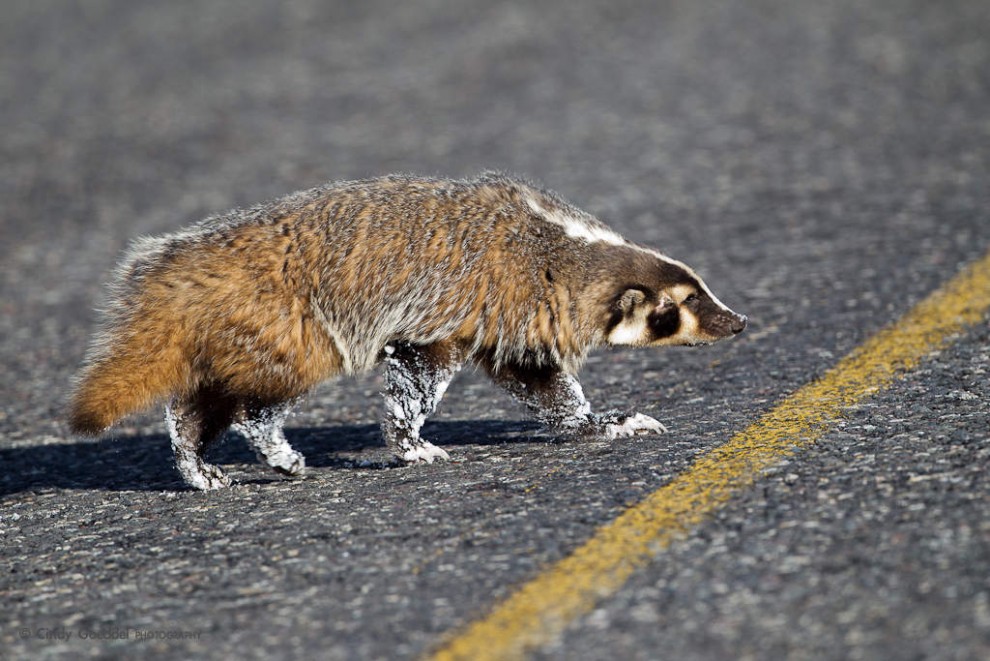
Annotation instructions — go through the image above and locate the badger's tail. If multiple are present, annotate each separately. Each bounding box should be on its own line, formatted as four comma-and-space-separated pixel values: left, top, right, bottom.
68, 334, 189, 435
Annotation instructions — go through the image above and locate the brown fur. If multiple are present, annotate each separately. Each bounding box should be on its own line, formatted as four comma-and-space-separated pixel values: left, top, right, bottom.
70, 175, 603, 432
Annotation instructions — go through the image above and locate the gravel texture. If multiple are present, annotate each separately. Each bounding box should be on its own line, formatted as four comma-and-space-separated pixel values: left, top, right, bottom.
2, 1, 988, 659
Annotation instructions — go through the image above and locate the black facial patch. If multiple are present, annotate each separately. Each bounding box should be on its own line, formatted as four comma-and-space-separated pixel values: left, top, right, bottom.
648, 304, 680, 339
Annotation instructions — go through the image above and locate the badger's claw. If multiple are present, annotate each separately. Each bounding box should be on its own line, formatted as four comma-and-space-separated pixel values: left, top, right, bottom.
603, 412, 668, 439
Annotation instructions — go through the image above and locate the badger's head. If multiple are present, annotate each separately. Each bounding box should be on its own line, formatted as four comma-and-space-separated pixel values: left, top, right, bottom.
603, 255, 746, 347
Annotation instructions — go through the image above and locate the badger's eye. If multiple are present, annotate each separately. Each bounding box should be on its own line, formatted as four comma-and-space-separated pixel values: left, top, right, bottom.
683, 293, 699, 305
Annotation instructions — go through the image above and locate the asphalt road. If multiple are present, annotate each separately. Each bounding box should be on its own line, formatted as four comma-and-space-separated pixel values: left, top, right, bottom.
2, 1, 989, 659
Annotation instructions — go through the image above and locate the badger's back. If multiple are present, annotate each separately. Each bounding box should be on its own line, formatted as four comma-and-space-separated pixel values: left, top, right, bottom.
295, 174, 600, 371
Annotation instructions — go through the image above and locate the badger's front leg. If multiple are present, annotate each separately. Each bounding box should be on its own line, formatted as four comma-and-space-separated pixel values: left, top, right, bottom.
382, 341, 465, 464
486, 362, 667, 439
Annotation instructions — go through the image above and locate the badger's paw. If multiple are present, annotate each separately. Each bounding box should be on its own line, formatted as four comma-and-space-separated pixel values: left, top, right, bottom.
259, 447, 307, 477
177, 459, 233, 491
603, 412, 668, 439
400, 440, 450, 464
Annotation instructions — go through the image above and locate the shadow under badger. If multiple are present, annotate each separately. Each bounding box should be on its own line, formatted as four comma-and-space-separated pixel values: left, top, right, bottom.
69, 173, 746, 490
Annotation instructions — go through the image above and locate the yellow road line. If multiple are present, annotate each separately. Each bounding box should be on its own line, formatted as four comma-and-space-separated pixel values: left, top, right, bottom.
430, 251, 990, 661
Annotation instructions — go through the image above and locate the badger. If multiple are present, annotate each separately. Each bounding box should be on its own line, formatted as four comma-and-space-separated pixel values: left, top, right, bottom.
68, 173, 746, 490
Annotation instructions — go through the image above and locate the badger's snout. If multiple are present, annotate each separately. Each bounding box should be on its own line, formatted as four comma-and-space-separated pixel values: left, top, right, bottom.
706, 310, 747, 340
730, 314, 747, 335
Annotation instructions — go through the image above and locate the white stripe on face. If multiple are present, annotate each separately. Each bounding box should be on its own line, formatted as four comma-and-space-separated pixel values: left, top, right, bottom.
669, 283, 695, 303
644, 251, 734, 314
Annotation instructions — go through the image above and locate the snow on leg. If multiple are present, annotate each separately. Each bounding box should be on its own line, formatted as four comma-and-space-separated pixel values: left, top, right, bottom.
485, 363, 592, 433
165, 389, 238, 490
382, 342, 464, 464
233, 400, 305, 476
485, 361, 667, 439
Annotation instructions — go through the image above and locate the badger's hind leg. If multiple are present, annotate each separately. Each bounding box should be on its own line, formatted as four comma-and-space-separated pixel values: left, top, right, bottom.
233, 400, 305, 477
382, 341, 464, 464
165, 388, 239, 490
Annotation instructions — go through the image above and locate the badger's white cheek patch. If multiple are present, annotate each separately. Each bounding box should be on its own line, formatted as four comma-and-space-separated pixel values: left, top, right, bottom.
675, 309, 704, 343
607, 317, 647, 345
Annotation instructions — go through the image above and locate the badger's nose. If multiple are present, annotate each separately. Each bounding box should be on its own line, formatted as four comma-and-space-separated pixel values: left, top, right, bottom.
731, 314, 747, 334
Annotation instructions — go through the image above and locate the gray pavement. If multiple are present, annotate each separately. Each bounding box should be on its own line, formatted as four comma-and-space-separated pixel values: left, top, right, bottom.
2, 1, 989, 659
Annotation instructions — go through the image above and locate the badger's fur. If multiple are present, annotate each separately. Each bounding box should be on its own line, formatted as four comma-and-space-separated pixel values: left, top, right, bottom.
68, 173, 746, 490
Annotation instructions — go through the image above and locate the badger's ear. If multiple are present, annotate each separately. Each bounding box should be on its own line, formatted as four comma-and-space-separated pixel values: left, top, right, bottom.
614, 288, 648, 315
